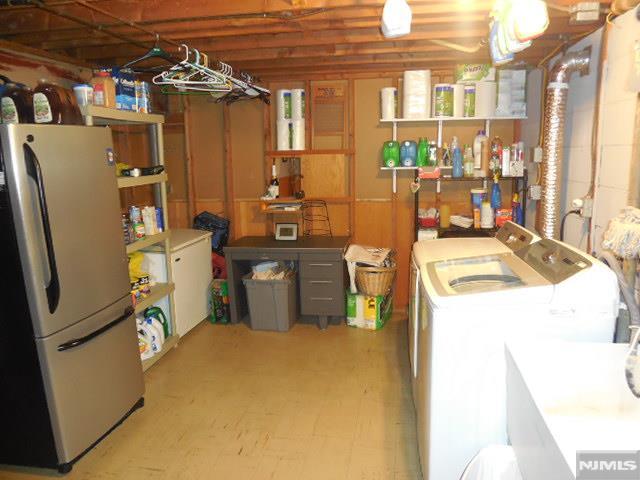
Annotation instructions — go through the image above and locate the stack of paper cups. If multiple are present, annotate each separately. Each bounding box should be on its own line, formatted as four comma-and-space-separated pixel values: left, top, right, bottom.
291, 89, 305, 120
403, 70, 431, 119
452, 84, 465, 118
475, 81, 497, 118
291, 120, 305, 150
380, 87, 397, 119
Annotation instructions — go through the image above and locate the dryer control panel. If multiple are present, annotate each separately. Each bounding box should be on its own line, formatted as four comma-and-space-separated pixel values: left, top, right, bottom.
496, 221, 536, 252
516, 239, 591, 284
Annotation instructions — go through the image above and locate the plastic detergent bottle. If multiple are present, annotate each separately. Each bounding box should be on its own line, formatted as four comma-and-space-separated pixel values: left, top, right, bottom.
400, 140, 417, 167
416, 138, 428, 167
463, 145, 474, 177
473, 130, 488, 169
383, 141, 400, 167
1, 83, 34, 124
144, 306, 171, 337
145, 317, 165, 344
491, 175, 502, 209
138, 331, 154, 361
512, 193, 523, 225
452, 146, 463, 178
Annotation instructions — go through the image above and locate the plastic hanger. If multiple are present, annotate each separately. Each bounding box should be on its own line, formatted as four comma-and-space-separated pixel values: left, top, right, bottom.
123, 35, 178, 73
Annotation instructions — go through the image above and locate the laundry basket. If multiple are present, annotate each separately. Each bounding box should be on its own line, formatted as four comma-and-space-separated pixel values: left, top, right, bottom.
356, 265, 397, 296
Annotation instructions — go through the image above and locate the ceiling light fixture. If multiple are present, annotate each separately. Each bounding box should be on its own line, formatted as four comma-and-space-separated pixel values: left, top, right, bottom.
381, 0, 412, 39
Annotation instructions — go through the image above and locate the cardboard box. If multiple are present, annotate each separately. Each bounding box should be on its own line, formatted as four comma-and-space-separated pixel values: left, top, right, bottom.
346, 290, 393, 330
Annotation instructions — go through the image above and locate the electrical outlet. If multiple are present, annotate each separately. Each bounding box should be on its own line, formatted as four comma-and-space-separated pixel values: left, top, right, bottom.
581, 197, 594, 218
528, 185, 542, 200
533, 146, 543, 163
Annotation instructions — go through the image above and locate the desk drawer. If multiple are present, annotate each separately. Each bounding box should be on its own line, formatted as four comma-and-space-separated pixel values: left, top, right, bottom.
230, 252, 297, 262
300, 260, 343, 279
300, 280, 344, 316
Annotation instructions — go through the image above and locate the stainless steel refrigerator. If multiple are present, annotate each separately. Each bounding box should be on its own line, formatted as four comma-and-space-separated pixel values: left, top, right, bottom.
0, 124, 144, 474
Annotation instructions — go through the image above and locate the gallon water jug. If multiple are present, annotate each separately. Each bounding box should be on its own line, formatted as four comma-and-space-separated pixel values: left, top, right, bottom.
383, 141, 400, 168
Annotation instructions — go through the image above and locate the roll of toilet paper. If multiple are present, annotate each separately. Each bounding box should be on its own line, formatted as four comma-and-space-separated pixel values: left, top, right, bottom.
452, 84, 465, 118
475, 81, 497, 118
403, 70, 431, 119
380, 87, 397, 120
277, 120, 292, 150
291, 119, 305, 150
276, 89, 292, 120
291, 89, 305, 120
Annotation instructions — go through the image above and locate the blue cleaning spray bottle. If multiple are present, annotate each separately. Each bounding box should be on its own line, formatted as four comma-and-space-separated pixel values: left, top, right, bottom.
491, 174, 502, 210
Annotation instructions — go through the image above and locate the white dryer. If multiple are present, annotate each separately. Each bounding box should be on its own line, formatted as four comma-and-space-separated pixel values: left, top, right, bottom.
413, 238, 618, 480
408, 222, 539, 407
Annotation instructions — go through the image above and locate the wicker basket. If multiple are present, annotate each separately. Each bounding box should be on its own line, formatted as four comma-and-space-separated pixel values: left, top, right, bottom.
355, 265, 397, 296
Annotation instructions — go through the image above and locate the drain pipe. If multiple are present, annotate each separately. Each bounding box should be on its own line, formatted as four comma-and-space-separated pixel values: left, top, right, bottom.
538, 47, 591, 239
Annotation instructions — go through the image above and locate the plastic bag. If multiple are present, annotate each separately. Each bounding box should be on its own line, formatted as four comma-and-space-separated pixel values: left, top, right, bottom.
193, 211, 230, 254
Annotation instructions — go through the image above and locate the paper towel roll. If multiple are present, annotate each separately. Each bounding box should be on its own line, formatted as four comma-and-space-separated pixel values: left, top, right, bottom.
452, 84, 465, 118
403, 70, 431, 119
380, 87, 397, 120
276, 89, 292, 121
291, 89, 305, 120
475, 81, 497, 118
291, 119, 305, 150
277, 120, 291, 150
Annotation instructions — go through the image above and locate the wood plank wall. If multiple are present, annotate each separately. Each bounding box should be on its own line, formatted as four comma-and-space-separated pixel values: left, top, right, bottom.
166, 75, 516, 309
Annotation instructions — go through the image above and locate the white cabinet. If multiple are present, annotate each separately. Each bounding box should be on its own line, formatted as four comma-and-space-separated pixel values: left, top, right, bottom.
144, 229, 213, 338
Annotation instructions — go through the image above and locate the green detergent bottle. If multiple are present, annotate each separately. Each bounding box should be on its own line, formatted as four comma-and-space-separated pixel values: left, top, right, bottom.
416, 138, 428, 167
382, 141, 400, 168
144, 306, 171, 338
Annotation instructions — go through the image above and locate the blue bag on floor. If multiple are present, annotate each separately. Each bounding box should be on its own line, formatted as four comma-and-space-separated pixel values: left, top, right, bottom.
193, 211, 230, 254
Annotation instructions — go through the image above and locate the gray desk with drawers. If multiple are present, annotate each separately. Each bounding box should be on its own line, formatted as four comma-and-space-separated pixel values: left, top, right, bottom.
224, 236, 350, 329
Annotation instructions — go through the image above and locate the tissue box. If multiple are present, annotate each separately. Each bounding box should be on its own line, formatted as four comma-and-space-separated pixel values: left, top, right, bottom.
455, 64, 496, 83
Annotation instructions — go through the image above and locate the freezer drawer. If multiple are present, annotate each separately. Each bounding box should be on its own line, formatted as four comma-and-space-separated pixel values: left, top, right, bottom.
36, 295, 144, 463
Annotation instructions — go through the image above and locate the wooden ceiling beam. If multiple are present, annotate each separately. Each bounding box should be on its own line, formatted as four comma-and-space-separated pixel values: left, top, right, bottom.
13, 13, 496, 50
71, 18, 588, 62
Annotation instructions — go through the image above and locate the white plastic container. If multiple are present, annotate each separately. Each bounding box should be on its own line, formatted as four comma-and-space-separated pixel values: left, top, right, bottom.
72, 84, 93, 106
473, 130, 488, 169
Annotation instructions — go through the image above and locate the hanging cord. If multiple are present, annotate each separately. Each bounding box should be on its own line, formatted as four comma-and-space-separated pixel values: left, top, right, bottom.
560, 209, 581, 241
598, 251, 640, 342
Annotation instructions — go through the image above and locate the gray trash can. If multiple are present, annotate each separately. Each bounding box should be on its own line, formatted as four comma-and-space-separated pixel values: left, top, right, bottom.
242, 272, 297, 332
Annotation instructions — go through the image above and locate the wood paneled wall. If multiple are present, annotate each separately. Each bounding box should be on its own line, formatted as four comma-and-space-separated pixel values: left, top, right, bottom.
169, 75, 518, 310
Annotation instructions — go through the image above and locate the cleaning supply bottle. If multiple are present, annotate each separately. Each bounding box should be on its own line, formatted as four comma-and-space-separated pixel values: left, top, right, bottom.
473, 130, 488, 169
144, 306, 171, 337
138, 331, 154, 361
491, 175, 502, 210
441, 142, 451, 167
400, 140, 417, 167
463, 145, 474, 177
511, 193, 523, 225
490, 136, 503, 175
383, 141, 400, 167
452, 146, 463, 178
416, 137, 428, 167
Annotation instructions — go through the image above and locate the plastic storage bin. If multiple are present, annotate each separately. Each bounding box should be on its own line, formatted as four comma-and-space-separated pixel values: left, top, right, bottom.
242, 272, 297, 332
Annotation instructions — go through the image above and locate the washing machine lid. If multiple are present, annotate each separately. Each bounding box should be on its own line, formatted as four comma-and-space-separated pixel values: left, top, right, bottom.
425, 252, 551, 302
412, 222, 539, 268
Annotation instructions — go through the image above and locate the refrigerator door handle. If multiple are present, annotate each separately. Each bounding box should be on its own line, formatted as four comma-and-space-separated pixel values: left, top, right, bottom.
57, 306, 135, 352
23, 143, 60, 314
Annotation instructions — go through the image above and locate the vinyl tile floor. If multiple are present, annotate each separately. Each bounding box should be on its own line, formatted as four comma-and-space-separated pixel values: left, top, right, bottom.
2, 314, 421, 480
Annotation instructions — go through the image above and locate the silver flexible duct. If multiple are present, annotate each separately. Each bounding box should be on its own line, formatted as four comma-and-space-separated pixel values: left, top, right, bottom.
538, 47, 591, 239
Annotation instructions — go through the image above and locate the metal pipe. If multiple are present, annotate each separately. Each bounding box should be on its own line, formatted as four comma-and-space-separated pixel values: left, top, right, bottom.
538, 47, 591, 239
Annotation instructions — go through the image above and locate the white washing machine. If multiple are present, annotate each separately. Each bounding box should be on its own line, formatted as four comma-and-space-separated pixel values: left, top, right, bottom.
413, 238, 618, 480
408, 222, 539, 407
